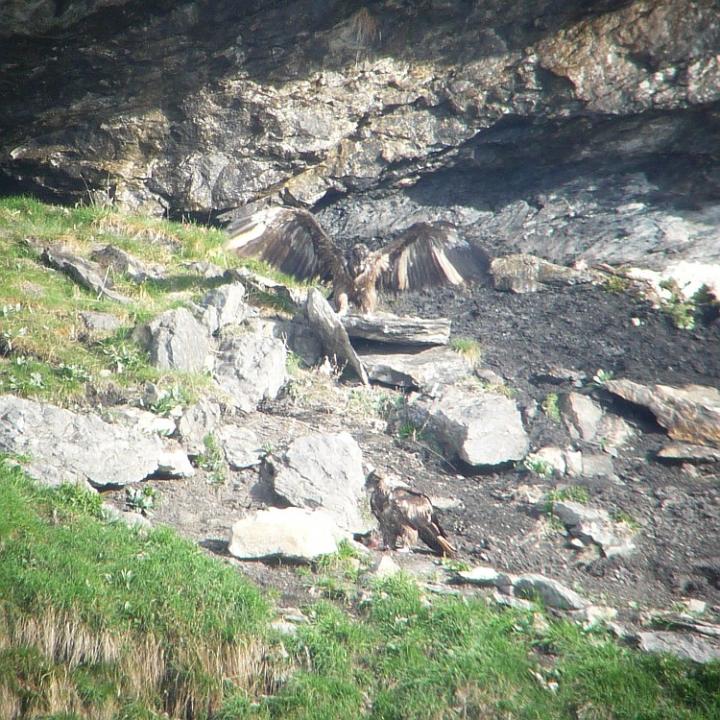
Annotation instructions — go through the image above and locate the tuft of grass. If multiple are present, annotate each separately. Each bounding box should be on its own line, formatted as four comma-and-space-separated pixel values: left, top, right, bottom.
547, 485, 591, 506
603, 274, 632, 294
523, 456, 554, 478
659, 279, 696, 331
542, 392, 562, 423
449, 336, 482, 365
197, 433, 227, 484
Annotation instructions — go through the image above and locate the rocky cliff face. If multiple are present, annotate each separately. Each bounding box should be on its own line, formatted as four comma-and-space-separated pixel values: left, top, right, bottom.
1, 0, 719, 286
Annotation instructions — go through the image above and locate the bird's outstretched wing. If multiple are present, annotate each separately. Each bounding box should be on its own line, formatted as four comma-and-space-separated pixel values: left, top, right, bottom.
393, 487, 457, 557
225, 206, 348, 285
377, 222, 489, 292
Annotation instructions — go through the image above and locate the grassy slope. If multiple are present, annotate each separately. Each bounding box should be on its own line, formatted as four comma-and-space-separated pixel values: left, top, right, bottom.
0, 196, 301, 405
0, 198, 719, 719
2, 467, 719, 720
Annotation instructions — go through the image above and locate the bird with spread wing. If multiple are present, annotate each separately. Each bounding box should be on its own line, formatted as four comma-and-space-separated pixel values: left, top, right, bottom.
225, 206, 488, 314
366, 470, 457, 557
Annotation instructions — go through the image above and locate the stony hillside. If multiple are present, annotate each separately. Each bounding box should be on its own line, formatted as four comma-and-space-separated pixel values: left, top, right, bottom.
1, 197, 719, 671
1, 1, 720, 716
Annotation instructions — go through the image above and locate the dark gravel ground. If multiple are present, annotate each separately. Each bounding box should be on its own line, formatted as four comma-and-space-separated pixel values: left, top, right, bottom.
117, 281, 720, 619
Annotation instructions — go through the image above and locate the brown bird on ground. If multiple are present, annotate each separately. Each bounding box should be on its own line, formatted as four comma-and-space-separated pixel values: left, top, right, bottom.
225, 206, 488, 314
366, 470, 457, 557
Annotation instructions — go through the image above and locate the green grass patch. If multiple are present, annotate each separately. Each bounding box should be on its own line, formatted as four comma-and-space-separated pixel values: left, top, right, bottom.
220, 573, 720, 720
542, 392, 561, 423
0, 463, 272, 718
0, 196, 280, 404
2, 464, 718, 719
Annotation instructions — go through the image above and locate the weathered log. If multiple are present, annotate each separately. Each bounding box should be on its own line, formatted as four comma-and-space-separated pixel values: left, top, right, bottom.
341, 312, 451, 346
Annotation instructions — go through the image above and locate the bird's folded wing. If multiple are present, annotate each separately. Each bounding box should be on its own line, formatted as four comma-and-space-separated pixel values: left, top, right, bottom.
379, 222, 489, 291
225, 206, 345, 283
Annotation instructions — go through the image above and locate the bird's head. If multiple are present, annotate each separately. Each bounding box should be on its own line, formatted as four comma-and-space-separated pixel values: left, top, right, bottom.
366, 469, 388, 495
348, 242, 370, 277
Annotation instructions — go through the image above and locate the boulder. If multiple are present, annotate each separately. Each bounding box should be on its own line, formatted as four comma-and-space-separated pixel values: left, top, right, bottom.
415, 385, 529, 466
195, 282, 248, 335
133, 307, 212, 372
228, 507, 347, 561
512, 574, 589, 610
657, 442, 720, 463
561, 393, 604, 442
217, 424, 263, 469
457, 566, 513, 589
553, 500, 640, 558
491, 253, 594, 294
213, 333, 287, 412
41, 245, 132, 304
637, 631, 720, 664
0, 395, 192, 488
359, 346, 472, 394
176, 398, 222, 456
90, 244, 166, 283
605, 380, 720, 449
77, 311, 123, 339
265, 432, 373, 533
341, 313, 452, 346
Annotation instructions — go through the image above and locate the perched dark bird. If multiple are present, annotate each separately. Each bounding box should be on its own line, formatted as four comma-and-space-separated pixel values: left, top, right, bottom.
225, 206, 488, 314
366, 471, 457, 557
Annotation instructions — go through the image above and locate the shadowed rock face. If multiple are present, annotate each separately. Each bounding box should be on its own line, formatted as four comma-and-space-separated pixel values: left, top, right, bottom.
1, 0, 718, 281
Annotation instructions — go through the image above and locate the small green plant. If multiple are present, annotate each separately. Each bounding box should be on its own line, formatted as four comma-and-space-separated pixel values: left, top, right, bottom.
547, 485, 590, 505
441, 556, 471, 573
285, 350, 304, 376
477, 379, 517, 398
397, 420, 426, 442
198, 433, 227, 484
659, 279, 696, 330
523, 457, 554, 478
611, 509, 640, 530
603, 274, 631, 294
98, 335, 148, 374
149, 383, 193, 415
125, 485, 158, 515
450, 337, 482, 365
542, 392, 561, 422
591, 368, 614, 387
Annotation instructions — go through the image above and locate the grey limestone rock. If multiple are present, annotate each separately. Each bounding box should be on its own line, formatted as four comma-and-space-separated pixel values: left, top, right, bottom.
0, 395, 192, 488
228, 507, 347, 562
217, 424, 263, 469
415, 385, 529, 466
553, 500, 640, 558
305, 289, 368, 385
176, 398, 222, 456
512, 574, 589, 610
77, 311, 123, 339
90, 244, 166, 283
341, 313, 452, 346
637, 631, 720, 664
133, 307, 212, 372
265, 431, 373, 534
213, 333, 288, 412
195, 282, 248, 335
360, 346, 472, 395
561, 393, 604, 442
41, 246, 133, 304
